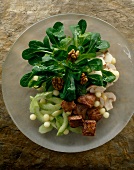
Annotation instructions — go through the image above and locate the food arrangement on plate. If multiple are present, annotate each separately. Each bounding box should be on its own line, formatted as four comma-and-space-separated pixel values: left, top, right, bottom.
20, 19, 119, 136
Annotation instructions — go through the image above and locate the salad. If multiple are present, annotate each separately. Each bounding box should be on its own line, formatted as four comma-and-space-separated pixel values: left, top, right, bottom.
20, 19, 119, 136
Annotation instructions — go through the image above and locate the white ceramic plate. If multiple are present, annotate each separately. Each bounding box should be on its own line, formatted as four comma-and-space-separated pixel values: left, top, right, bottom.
2, 14, 134, 152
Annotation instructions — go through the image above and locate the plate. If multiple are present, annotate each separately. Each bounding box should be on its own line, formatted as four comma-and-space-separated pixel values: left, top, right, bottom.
2, 14, 134, 152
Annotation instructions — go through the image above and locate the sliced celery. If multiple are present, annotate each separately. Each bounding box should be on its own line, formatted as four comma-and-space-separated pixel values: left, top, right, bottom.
39, 124, 53, 134
57, 112, 69, 136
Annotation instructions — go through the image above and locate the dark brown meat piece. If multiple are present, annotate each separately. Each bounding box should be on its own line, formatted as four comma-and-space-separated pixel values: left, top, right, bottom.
82, 120, 96, 136
77, 93, 96, 108
61, 100, 76, 112
73, 103, 88, 119
87, 108, 102, 122
68, 115, 84, 128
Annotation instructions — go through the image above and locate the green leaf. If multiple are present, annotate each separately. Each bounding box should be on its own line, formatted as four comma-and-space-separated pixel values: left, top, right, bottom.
46, 22, 65, 46
43, 36, 51, 49
53, 22, 64, 31
82, 35, 91, 47
28, 75, 48, 88
88, 74, 103, 86
42, 55, 56, 63
97, 40, 110, 52
29, 40, 44, 48
88, 58, 103, 71
77, 46, 84, 53
42, 54, 58, 66
59, 37, 72, 50
75, 83, 87, 96
77, 32, 91, 47
53, 22, 66, 40
32, 64, 65, 76
78, 19, 87, 34
28, 55, 42, 66
67, 45, 77, 52
54, 50, 68, 61
102, 70, 116, 83
46, 27, 59, 45
60, 71, 76, 101
72, 70, 82, 81
86, 33, 101, 53
70, 25, 81, 47
20, 72, 33, 87
22, 48, 52, 60
75, 53, 96, 65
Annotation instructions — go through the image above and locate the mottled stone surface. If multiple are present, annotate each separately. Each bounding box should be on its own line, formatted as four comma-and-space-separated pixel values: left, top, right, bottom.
0, 0, 134, 169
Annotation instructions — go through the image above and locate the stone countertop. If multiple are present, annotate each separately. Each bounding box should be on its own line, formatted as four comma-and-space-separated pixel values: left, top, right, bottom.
0, 0, 134, 169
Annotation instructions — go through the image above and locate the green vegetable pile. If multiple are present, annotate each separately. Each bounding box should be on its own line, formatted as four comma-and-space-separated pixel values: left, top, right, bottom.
20, 19, 116, 102
30, 91, 82, 135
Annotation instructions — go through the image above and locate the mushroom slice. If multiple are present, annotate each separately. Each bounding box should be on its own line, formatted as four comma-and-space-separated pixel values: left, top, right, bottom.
95, 86, 106, 93
105, 63, 116, 70
104, 99, 113, 111
104, 92, 116, 102
87, 85, 106, 93
103, 92, 116, 111
100, 97, 105, 107
104, 52, 113, 63
87, 85, 97, 93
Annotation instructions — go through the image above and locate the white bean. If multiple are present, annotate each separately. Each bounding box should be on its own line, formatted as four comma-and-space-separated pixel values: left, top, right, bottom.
95, 92, 101, 98
103, 112, 110, 118
30, 114, 36, 120
44, 121, 51, 128
43, 114, 50, 121
99, 108, 106, 114
53, 90, 59, 96
94, 101, 100, 107
63, 129, 69, 135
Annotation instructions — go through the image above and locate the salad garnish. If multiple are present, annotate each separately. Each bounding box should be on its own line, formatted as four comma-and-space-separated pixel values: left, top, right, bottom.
20, 19, 119, 136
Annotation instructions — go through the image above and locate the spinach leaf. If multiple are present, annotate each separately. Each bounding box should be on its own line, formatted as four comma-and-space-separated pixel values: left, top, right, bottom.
22, 48, 52, 60
86, 33, 101, 53
78, 19, 87, 34
88, 58, 103, 71
54, 50, 68, 61
70, 25, 81, 47
71, 70, 82, 81
32, 64, 65, 76
75, 83, 87, 96
53, 22, 63, 31
29, 40, 44, 48
77, 46, 84, 53
46, 27, 59, 46
46, 22, 65, 46
96, 40, 110, 52
42, 55, 57, 66
102, 70, 116, 83
59, 37, 72, 50
20, 72, 33, 87
67, 45, 77, 52
28, 75, 48, 88
82, 34, 91, 46
60, 71, 76, 101
28, 55, 43, 66
53, 22, 65, 39
77, 32, 91, 47
88, 74, 103, 86
43, 36, 51, 49
80, 65, 91, 74
75, 53, 96, 65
